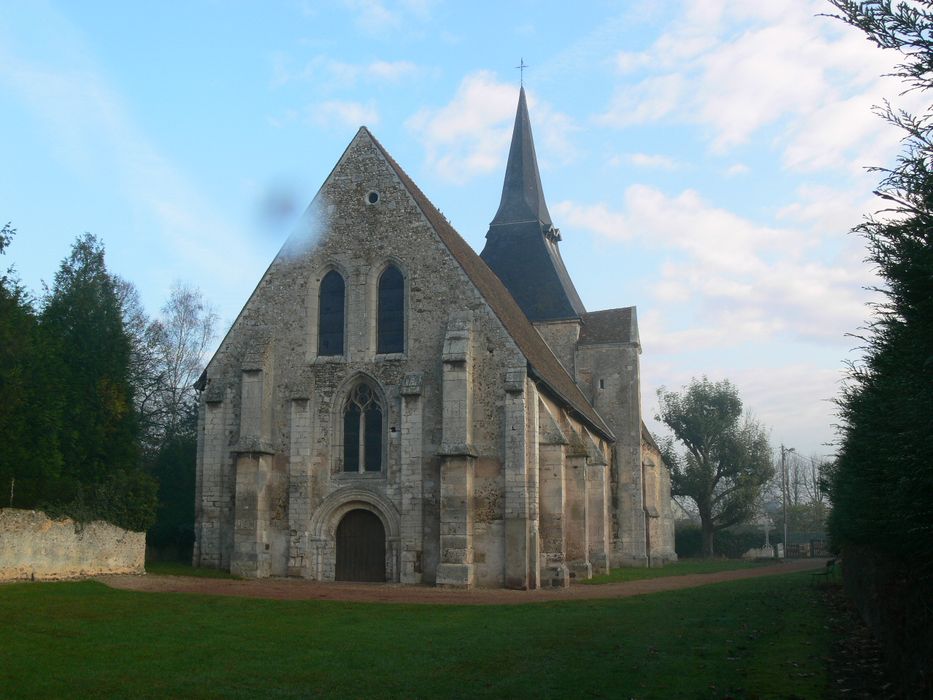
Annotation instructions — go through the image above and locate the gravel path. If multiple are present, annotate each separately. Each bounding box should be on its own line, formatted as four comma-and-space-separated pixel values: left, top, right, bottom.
97, 558, 825, 605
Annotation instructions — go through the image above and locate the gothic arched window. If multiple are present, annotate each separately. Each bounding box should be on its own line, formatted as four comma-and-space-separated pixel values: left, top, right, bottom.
342, 383, 383, 472
318, 270, 345, 356
377, 265, 404, 354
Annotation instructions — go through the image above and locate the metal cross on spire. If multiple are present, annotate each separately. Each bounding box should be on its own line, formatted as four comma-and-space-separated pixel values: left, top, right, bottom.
515, 58, 528, 87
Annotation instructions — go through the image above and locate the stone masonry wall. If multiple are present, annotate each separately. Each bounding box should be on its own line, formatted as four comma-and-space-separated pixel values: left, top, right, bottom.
575, 342, 647, 566
196, 130, 527, 585
0, 508, 145, 581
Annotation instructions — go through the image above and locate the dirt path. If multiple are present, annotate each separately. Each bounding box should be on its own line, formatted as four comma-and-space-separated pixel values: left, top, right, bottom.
97, 558, 825, 605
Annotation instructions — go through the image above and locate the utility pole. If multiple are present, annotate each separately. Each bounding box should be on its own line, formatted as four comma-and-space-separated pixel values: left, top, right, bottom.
781, 445, 795, 557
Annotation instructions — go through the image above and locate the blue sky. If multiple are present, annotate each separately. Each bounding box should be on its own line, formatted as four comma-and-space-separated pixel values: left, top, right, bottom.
0, 1, 915, 459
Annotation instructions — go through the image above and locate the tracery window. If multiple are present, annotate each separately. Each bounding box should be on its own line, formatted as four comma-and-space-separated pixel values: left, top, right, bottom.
342, 383, 383, 472
377, 265, 404, 354
318, 270, 345, 356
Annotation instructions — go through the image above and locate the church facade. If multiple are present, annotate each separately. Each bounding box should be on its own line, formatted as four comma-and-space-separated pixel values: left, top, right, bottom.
193, 89, 676, 588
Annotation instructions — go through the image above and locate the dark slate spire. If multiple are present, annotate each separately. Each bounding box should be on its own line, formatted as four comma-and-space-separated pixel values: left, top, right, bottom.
480, 88, 585, 322
491, 87, 552, 227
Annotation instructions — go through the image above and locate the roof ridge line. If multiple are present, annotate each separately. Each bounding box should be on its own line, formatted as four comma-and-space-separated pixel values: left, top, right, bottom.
362, 129, 614, 441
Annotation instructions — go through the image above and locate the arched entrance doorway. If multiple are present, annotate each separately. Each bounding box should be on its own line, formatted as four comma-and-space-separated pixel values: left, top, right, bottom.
335, 509, 386, 582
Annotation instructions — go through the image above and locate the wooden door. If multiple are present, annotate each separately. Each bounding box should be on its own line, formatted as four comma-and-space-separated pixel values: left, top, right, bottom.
335, 509, 386, 582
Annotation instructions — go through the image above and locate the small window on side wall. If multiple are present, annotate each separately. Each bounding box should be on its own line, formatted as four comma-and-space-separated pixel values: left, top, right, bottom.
318, 270, 345, 356
377, 265, 404, 354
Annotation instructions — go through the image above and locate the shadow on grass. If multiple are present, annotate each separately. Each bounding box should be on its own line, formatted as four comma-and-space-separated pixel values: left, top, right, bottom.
1, 571, 830, 698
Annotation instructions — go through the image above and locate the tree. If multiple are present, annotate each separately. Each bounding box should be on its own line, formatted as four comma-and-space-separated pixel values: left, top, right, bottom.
822, 4, 933, 693
148, 283, 217, 442
118, 281, 216, 454
0, 223, 62, 506
825, 0, 933, 569
117, 282, 215, 559
40, 234, 156, 529
41, 234, 138, 484
114, 277, 164, 453
657, 378, 773, 557
763, 452, 832, 534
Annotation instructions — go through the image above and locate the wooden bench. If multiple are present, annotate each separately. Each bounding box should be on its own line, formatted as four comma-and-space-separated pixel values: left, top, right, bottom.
810, 558, 838, 585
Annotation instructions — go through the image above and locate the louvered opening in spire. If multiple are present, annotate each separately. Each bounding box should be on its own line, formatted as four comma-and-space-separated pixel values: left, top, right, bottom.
490, 87, 552, 227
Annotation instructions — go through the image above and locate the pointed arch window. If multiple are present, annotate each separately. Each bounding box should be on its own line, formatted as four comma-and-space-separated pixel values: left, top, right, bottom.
342, 382, 383, 472
318, 270, 345, 356
377, 265, 404, 354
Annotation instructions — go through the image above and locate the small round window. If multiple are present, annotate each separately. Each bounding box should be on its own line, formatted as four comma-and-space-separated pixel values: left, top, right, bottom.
367, 191, 380, 205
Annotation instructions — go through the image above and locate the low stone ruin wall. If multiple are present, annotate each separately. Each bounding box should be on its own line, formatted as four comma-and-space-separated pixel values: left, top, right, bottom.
0, 508, 145, 581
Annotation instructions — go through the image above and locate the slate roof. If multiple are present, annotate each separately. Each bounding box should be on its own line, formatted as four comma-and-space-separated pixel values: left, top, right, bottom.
479, 89, 586, 323
578, 307, 640, 347
490, 87, 553, 227
641, 422, 662, 453
365, 129, 614, 441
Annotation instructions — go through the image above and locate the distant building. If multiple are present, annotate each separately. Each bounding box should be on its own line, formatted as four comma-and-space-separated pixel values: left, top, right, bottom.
193, 89, 676, 587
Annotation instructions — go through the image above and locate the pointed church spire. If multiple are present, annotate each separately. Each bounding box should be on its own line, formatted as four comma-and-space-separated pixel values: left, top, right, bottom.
480, 88, 585, 322
490, 87, 552, 227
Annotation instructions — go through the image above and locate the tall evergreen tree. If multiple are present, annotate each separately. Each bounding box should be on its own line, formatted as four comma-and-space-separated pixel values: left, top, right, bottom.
40, 234, 147, 519
0, 223, 62, 506
824, 3, 932, 693
825, 0, 933, 572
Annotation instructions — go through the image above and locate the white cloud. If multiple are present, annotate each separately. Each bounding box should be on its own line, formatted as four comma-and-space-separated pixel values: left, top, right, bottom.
341, 0, 401, 34
642, 359, 843, 457
368, 60, 417, 81
271, 54, 422, 89
339, 0, 434, 35
623, 152, 681, 170
308, 100, 379, 129
598, 0, 912, 171
270, 53, 359, 89
554, 184, 874, 346
776, 182, 877, 238
597, 74, 683, 128
724, 163, 749, 177
407, 71, 577, 183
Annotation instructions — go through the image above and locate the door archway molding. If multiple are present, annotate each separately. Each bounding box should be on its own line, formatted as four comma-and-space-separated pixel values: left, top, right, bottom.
307, 486, 400, 581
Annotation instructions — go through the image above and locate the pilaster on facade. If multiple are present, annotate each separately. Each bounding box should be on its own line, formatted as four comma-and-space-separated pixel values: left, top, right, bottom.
231, 451, 274, 579
537, 398, 570, 588
399, 372, 424, 584
525, 381, 541, 590
435, 455, 475, 588
287, 397, 312, 577
564, 424, 592, 580
503, 366, 532, 589
440, 311, 474, 456
437, 313, 476, 588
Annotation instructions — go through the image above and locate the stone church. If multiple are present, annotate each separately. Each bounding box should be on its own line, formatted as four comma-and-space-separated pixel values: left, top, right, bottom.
193, 88, 676, 588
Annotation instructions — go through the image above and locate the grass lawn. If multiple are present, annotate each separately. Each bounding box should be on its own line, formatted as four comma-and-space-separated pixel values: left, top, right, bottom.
145, 562, 237, 579
585, 557, 774, 584
0, 571, 829, 699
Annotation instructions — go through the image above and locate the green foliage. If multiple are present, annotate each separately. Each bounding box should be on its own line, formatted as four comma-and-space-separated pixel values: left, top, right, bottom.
0, 574, 830, 698
657, 377, 774, 557
0, 230, 212, 533
585, 557, 769, 584
13, 233, 158, 530
825, 1, 933, 579
146, 408, 197, 559
0, 223, 62, 506
41, 234, 139, 484
675, 524, 776, 559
